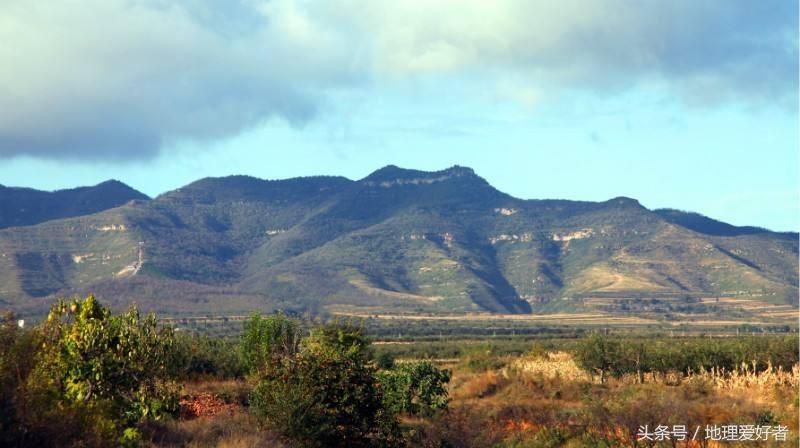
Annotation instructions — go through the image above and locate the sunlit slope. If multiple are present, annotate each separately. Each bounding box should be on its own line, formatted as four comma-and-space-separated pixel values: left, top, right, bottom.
0, 208, 142, 302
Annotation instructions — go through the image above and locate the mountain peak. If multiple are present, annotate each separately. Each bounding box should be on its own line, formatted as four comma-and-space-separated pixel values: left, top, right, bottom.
605, 196, 643, 208
92, 179, 146, 195
360, 165, 480, 187
95, 179, 127, 187
0, 180, 149, 229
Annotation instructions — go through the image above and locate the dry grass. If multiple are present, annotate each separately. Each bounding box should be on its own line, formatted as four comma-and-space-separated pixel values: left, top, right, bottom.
182, 378, 253, 406
142, 378, 279, 448
570, 264, 668, 293
435, 352, 800, 447
508, 352, 589, 382
452, 370, 508, 400
142, 412, 286, 448
141, 349, 798, 448
693, 361, 800, 390
348, 279, 444, 302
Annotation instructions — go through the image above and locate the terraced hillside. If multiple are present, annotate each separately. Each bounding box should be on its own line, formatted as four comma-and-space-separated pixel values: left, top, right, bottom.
0, 166, 796, 318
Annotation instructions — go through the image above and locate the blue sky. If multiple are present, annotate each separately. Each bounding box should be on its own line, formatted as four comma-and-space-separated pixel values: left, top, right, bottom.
0, 1, 797, 231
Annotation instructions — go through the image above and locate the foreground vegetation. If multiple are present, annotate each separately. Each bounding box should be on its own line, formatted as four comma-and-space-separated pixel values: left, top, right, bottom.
1, 296, 450, 447
2, 295, 798, 447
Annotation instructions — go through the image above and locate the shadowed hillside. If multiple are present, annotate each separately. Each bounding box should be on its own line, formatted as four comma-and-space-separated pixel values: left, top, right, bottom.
0, 180, 149, 229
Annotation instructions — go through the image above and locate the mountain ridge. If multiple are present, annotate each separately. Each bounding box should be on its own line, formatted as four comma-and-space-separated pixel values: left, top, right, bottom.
0, 165, 796, 319
0, 180, 149, 229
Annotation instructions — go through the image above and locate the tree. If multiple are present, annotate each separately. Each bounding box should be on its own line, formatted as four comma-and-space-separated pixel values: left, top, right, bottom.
25, 295, 179, 446
380, 362, 450, 417
304, 320, 370, 359
249, 322, 402, 447
621, 341, 650, 384
239, 312, 301, 375
173, 332, 245, 379
375, 351, 395, 370
0, 311, 39, 446
576, 333, 622, 383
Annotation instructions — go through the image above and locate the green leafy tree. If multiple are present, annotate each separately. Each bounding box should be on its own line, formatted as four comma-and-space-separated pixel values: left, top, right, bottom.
250, 322, 401, 447
375, 351, 395, 369
305, 320, 370, 358
380, 361, 450, 417
620, 341, 650, 384
576, 333, 622, 383
0, 311, 39, 445
239, 312, 300, 375
173, 333, 245, 379
25, 295, 179, 445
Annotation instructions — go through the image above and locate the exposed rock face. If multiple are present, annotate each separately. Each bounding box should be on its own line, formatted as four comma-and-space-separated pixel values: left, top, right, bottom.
489, 233, 534, 244
96, 224, 127, 232
552, 229, 593, 242
494, 207, 518, 216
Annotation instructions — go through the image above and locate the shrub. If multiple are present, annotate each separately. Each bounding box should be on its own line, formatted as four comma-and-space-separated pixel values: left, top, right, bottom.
409, 406, 505, 448
380, 362, 450, 417
173, 333, 245, 379
462, 344, 507, 372
239, 312, 300, 376
375, 351, 395, 369
21, 295, 180, 446
0, 311, 39, 445
249, 322, 402, 447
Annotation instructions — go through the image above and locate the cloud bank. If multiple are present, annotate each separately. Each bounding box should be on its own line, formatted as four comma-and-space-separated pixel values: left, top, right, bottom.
0, 0, 796, 160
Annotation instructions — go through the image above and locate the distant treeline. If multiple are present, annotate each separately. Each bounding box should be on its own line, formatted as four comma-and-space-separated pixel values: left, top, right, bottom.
575, 333, 798, 383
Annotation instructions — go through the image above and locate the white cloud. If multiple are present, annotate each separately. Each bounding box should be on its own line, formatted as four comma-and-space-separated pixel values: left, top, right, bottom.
331, 0, 797, 102
0, 0, 360, 159
0, 0, 795, 160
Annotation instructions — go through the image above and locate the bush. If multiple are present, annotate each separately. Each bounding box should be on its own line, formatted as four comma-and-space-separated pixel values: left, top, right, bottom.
462, 344, 508, 372
0, 311, 39, 445
239, 312, 300, 376
380, 362, 450, 417
249, 321, 403, 447
375, 351, 395, 369
19, 295, 180, 446
173, 333, 245, 379
409, 406, 505, 448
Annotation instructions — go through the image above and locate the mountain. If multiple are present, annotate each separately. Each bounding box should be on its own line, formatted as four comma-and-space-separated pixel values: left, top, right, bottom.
0, 180, 149, 229
0, 166, 796, 319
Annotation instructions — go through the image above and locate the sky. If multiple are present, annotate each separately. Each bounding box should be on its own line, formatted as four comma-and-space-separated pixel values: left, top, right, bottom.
0, 0, 797, 231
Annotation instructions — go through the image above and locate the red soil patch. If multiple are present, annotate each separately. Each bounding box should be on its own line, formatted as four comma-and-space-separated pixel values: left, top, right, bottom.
179, 392, 237, 419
